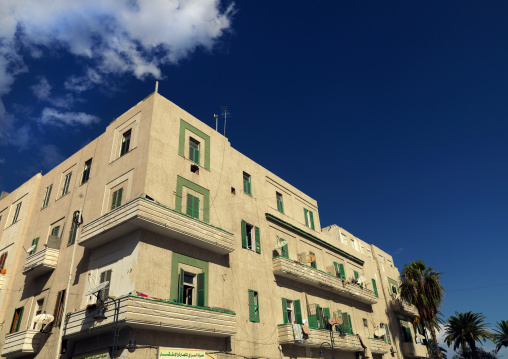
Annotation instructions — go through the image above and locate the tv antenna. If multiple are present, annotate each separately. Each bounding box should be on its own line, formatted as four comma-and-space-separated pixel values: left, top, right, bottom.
214, 114, 219, 131
221, 106, 230, 136
85, 281, 109, 296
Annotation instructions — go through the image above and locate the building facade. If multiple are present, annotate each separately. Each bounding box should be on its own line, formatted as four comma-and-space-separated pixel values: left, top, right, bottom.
0, 92, 425, 359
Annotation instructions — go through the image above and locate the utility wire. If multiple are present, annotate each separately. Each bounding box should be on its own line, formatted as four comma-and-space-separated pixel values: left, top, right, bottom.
446, 281, 508, 293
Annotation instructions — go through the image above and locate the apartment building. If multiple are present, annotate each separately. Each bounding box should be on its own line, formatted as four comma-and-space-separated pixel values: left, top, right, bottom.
0, 92, 426, 359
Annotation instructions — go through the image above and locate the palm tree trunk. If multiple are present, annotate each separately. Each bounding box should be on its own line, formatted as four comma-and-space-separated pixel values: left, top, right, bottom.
429, 322, 442, 359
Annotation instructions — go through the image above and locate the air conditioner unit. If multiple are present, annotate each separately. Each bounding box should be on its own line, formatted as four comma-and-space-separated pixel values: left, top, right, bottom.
298, 252, 307, 264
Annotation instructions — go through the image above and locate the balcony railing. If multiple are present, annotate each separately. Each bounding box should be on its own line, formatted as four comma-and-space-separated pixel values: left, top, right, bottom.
369, 338, 390, 354
1, 330, 42, 358
277, 324, 363, 351
63, 295, 236, 339
391, 298, 419, 317
401, 342, 428, 357
79, 197, 235, 254
272, 256, 378, 304
22, 248, 59, 277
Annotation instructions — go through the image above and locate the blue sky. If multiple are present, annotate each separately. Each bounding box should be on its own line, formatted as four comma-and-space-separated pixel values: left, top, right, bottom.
1, 1, 507, 353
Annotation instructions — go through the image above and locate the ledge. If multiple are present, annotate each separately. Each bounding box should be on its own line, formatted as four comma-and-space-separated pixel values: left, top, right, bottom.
266, 213, 364, 265
79, 197, 234, 254
273, 256, 377, 305
63, 295, 236, 339
401, 342, 428, 357
391, 298, 418, 317
1, 330, 42, 357
277, 325, 362, 351
22, 248, 59, 277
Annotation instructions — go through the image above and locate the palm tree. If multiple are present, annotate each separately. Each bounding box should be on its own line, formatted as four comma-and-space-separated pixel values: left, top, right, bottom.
444, 311, 491, 355
493, 320, 508, 353
400, 260, 444, 359
428, 339, 448, 359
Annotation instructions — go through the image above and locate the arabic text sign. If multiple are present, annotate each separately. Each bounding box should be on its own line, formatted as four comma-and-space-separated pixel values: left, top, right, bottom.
159, 348, 213, 359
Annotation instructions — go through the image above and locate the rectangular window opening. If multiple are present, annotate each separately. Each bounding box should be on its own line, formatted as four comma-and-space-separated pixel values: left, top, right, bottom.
189, 137, 200, 165
110, 187, 124, 211
42, 185, 52, 209
53, 290, 66, 326
99, 269, 112, 301
81, 159, 92, 184
231, 187, 236, 195
61, 173, 72, 197
186, 193, 200, 219
68, 221, 78, 246
12, 202, 22, 224
276, 192, 284, 213
190, 164, 199, 174
9, 307, 24, 334
248, 289, 259, 322
120, 129, 131, 156
33, 299, 44, 330
243, 172, 252, 195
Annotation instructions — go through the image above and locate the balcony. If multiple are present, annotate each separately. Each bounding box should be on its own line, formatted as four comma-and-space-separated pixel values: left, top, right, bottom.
79, 197, 235, 254
1, 330, 42, 357
369, 338, 390, 354
278, 324, 362, 351
272, 256, 378, 305
401, 342, 428, 357
63, 295, 236, 339
22, 248, 59, 277
391, 298, 418, 317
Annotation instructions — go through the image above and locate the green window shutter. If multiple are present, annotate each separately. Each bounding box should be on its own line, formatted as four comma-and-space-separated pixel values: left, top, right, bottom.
197, 273, 205, 307
186, 194, 193, 216
348, 313, 353, 334
14, 307, 24, 333
304, 209, 309, 227
248, 290, 259, 322
294, 300, 303, 325
111, 190, 118, 210
116, 188, 123, 208
193, 196, 200, 219
241, 220, 247, 248
309, 251, 317, 269
68, 222, 77, 246
30, 237, 39, 254
309, 211, 315, 230
333, 262, 339, 277
281, 298, 289, 324
323, 308, 331, 325
280, 239, 288, 258
51, 226, 60, 236
381, 323, 392, 344
354, 271, 359, 280
341, 312, 350, 334
372, 279, 379, 297
316, 305, 325, 329
255, 226, 261, 253
338, 263, 346, 279
406, 327, 413, 343
178, 269, 185, 303
307, 304, 318, 329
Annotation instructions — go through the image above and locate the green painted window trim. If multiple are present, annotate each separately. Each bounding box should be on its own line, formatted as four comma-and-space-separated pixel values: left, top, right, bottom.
127, 294, 235, 315
170, 252, 209, 306
388, 277, 399, 294
175, 176, 210, 223
178, 119, 211, 170
68, 221, 78, 246
372, 278, 379, 297
248, 289, 260, 322
276, 192, 284, 213
243, 172, 252, 196
265, 213, 364, 265
138, 196, 232, 235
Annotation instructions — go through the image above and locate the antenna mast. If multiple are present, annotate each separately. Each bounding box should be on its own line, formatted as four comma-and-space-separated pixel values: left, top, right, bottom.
221, 106, 230, 136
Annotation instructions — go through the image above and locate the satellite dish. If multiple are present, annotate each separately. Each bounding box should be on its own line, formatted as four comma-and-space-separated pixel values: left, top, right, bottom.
33, 313, 54, 325
85, 281, 109, 296
307, 253, 316, 263
26, 245, 36, 254
357, 276, 367, 285
329, 317, 343, 325
416, 333, 426, 340
274, 240, 288, 249
374, 328, 386, 337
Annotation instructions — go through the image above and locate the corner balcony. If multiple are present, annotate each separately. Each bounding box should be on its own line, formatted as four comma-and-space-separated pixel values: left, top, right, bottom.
22, 248, 59, 277
369, 338, 390, 354
391, 298, 418, 317
79, 197, 234, 254
277, 324, 362, 351
1, 330, 42, 357
272, 256, 378, 305
63, 295, 236, 339
401, 342, 428, 357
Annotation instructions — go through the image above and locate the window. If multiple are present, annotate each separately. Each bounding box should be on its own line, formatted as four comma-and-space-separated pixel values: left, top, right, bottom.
360, 245, 365, 254
388, 278, 399, 295
178, 269, 205, 307
29, 237, 39, 255
378, 254, 385, 263
12, 202, 22, 224
53, 290, 66, 326
61, 172, 72, 197
51, 226, 60, 237
276, 192, 284, 213
400, 321, 413, 343
243, 172, 252, 196
110, 188, 124, 211
363, 318, 368, 327
9, 307, 24, 334
333, 261, 346, 279
366, 248, 372, 258
351, 238, 359, 251
371, 279, 379, 297
353, 270, 359, 280
309, 251, 317, 269
68, 221, 78, 246
248, 290, 259, 322
0, 252, 8, 270
282, 298, 303, 324
307, 304, 327, 329
120, 129, 131, 156
99, 269, 112, 301
33, 299, 44, 329
189, 138, 200, 164
340, 233, 347, 245
42, 185, 52, 209
186, 193, 199, 219
241, 220, 261, 253
380, 323, 392, 344
280, 238, 288, 258
304, 208, 315, 230
81, 159, 92, 184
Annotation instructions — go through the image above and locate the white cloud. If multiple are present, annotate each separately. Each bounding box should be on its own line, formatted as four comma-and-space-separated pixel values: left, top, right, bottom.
0, 158, 5, 164
31, 77, 51, 100
39, 108, 100, 127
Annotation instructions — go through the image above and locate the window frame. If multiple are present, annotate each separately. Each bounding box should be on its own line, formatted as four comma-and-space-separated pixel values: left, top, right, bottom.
276, 192, 284, 213
248, 289, 260, 322
61, 172, 72, 197
186, 193, 200, 220
120, 129, 132, 157
9, 307, 24, 334
68, 221, 78, 246
0, 252, 8, 270
241, 220, 261, 253
99, 269, 112, 301
304, 208, 315, 230
12, 202, 22, 224
243, 172, 252, 196
53, 290, 66, 326
81, 158, 92, 184
42, 184, 52, 209
110, 187, 124, 211
189, 137, 200, 165
29, 237, 39, 255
